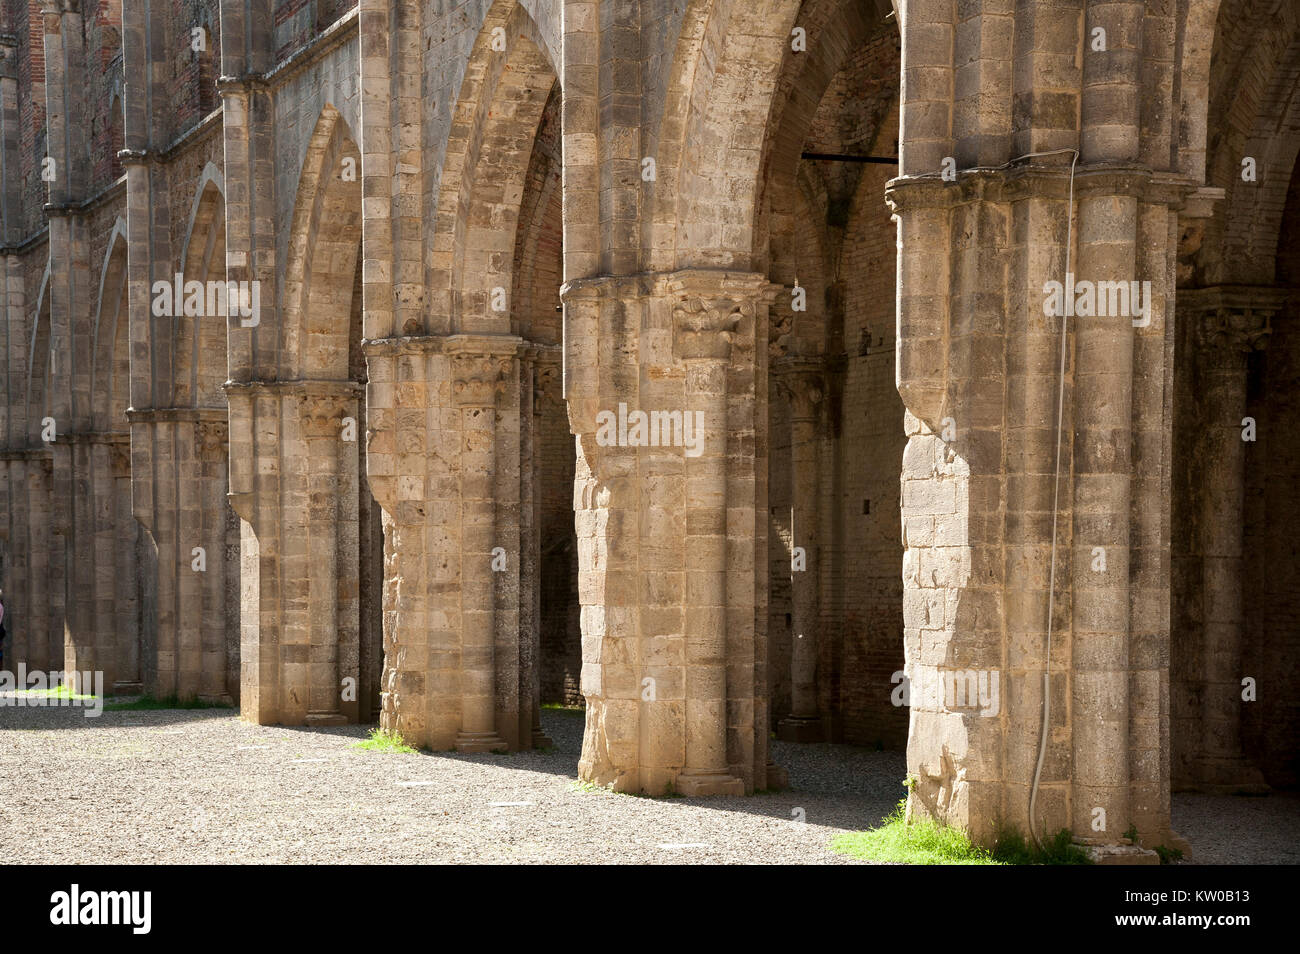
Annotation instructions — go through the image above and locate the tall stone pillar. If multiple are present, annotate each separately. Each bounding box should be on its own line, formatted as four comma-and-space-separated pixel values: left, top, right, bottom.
370, 332, 542, 751
565, 269, 776, 795
228, 381, 362, 724
301, 394, 350, 726
450, 343, 512, 753
673, 292, 743, 796
523, 348, 557, 749
773, 357, 824, 743
1182, 286, 1278, 793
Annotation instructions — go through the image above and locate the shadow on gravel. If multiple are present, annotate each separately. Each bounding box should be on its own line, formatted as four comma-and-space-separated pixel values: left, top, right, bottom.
0, 701, 904, 832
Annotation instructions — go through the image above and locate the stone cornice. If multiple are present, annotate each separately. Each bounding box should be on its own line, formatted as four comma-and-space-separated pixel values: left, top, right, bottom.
561, 268, 780, 305
363, 332, 546, 360
886, 162, 1202, 213
0, 446, 53, 461
1179, 284, 1289, 318
118, 106, 223, 168
126, 406, 229, 424
218, 8, 358, 98
61, 430, 130, 445
222, 379, 363, 398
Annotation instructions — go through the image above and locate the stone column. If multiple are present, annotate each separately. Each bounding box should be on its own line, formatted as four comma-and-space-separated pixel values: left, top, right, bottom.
1184, 287, 1278, 793
301, 395, 348, 726
523, 348, 557, 749
773, 357, 824, 742
450, 342, 513, 752
109, 438, 141, 691
228, 381, 361, 724
672, 291, 745, 796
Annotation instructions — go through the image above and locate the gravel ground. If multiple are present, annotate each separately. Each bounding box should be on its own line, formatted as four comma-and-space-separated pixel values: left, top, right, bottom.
2, 699, 1294, 864
0, 701, 903, 864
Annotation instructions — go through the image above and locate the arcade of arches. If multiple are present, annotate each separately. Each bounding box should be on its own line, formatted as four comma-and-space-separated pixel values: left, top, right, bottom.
0, 0, 1297, 852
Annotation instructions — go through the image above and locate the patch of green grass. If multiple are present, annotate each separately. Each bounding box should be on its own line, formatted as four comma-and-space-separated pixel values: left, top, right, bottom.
988, 824, 1092, 865
1154, 844, 1184, 864
104, 694, 232, 711
351, 728, 418, 754
831, 800, 1001, 865
571, 779, 611, 794
540, 702, 584, 713
16, 684, 98, 701
829, 799, 1093, 866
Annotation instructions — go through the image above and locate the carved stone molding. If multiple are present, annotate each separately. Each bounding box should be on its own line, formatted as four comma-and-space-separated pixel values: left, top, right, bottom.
672, 296, 748, 362
1182, 285, 1284, 368
450, 353, 511, 407
299, 396, 347, 439
196, 420, 228, 456
109, 440, 131, 475
1196, 308, 1271, 359
534, 355, 562, 412
772, 355, 825, 420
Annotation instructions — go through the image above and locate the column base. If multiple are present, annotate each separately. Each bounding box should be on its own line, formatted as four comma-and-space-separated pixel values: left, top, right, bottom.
456, 731, 509, 753
112, 681, 143, 695
305, 711, 348, 727
764, 761, 789, 791
531, 727, 554, 749
776, 715, 825, 743
1191, 755, 1270, 795
675, 771, 744, 797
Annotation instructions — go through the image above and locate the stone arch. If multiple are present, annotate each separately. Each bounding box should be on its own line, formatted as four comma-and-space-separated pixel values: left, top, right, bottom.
90, 219, 129, 432
427, 0, 559, 336
145, 164, 238, 704
648, 0, 892, 271
175, 165, 227, 408
87, 220, 142, 690
267, 101, 381, 723
281, 104, 361, 381
1177, 0, 1227, 181
1197, 0, 1300, 285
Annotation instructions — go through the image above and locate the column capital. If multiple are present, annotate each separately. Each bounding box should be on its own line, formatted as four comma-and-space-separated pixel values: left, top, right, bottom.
299, 394, 348, 439
1182, 285, 1284, 360
450, 351, 512, 407
771, 355, 825, 419
668, 269, 776, 362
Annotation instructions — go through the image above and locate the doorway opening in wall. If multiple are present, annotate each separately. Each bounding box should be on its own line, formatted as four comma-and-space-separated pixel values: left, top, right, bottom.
757, 0, 905, 780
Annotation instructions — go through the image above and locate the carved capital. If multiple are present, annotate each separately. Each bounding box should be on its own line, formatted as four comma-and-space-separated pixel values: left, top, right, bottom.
109, 440, 131, 475
451, 352, 511, 407
1197, 308, 1271, 359
1182, 285, 1284, 369
772, 356, 825, 420
534, 357, 562, 412
672, 297, 749, 362
299, 396, 345, 439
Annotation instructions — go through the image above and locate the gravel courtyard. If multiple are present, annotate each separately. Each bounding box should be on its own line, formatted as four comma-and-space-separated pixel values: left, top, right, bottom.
2, 701, 1295, 864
